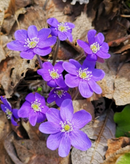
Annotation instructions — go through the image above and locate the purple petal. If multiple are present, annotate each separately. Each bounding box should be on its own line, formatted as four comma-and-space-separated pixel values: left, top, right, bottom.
7, 41, 26, 51
37, 113, 46, 123
14, 29, 27, 43
38, 36, 56, 48
60, 99, 74, 121
12, 109, 19, 119
86, 53, 97, 61
92, 69, 105, 81
97, 50, 110, 59
83, 58, 96, 69
66, 22, 75, 29
20, 50, 35, 59
100, 42, 109, 52
1, 104, 7, 112
64, 32, 73, 42
72, 110, 92, 129
69, 59, 81, 69
56, 76, 66, 88
88, 79, 102, 94
47, 18, 59, 27
79, 80, 93, 98
95, 32, 104, 45
70, 130, 91, 151
38, 28, 51, 41
77, 40, 92, 54
42, 61, 53, 69
46, 108, 61, 125
33, 47, 52, 56
0, 96, 11, 109
58, 32, 67, 41
25, 93, 35, 102
37, 69, 51, 81
56, 93, 71, 107
58, 134, 71, 157
47, 132, 63, 150
28, 25, 38, 39
47, 80, 57, 87
50, 27, 58, 36
65, 74, 79, 88
11, 117, 18, 126
47, 93, 55, 104
54, 61, 64, 73
39, 122, 60, 134
29, 111, 37, 126
87, 29, 96, 45
63, 62, 78, 75
35, 92, 45, 104
18, 102, 32, 118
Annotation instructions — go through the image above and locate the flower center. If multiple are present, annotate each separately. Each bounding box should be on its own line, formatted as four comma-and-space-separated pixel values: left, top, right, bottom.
90, 42, 100, 53
58, 23, 70, 32
78, 68, 92, 80
24, 37, 39, 48
31, 100, 42, 112
5, 108, 12, 119
60, 121, 73, 132
49, 68, 60, 79
54, 89, 66, 98
64, 124, 71, 131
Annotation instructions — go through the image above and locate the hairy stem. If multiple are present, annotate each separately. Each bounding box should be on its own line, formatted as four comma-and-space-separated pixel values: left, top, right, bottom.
36, 55, 43, 68
52, 38, 60, 66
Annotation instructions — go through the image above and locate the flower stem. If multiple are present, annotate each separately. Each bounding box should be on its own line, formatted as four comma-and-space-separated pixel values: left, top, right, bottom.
36, 55, 43, 68
52, 38, 60, 66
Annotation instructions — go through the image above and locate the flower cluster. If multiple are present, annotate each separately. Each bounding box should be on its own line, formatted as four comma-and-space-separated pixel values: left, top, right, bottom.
1, 17, 111, 158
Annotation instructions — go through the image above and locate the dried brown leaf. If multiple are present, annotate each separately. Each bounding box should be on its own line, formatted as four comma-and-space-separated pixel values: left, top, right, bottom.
0, 0, 10, 28
105, 137, 130, 159
103, 145, 130, 164
97, 53, 130, 105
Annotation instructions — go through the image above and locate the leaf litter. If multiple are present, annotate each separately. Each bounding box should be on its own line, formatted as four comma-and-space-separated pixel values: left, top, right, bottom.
1, 0, 130, 163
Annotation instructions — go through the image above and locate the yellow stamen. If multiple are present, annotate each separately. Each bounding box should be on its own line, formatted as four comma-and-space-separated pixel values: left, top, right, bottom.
64, 124, 71, 131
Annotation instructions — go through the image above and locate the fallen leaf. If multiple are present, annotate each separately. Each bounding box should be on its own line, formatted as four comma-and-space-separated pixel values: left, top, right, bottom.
105, 137, 130, 158
103, 145, 130, 164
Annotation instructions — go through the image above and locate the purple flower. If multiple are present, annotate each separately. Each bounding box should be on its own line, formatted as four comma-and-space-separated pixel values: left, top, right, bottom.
39, 99, 92, 157
7, 25, 57, 59
18, 92, 48, 126
47, 86, 71, 106
37, 61, 66, 88
77, 29, 110, 62
0, 96, 19, 126
63, 59, 105, 98
47, 17, 75, 42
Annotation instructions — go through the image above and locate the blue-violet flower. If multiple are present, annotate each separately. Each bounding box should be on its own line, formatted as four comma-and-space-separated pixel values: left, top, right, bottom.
47, 17, 75, 42
39, 99, 92, 157
7, 25, 57, 59
18, 92, 48, 126
37, 61, 66, 88
47, 86, 71, 106
63, 59, 105, 98
77, 29, 110, 62
0, 96, 19, 126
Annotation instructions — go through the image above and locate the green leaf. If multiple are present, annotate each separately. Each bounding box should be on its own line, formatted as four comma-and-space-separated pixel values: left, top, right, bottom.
114, 105, 130, 137
116, 153, 130, 164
